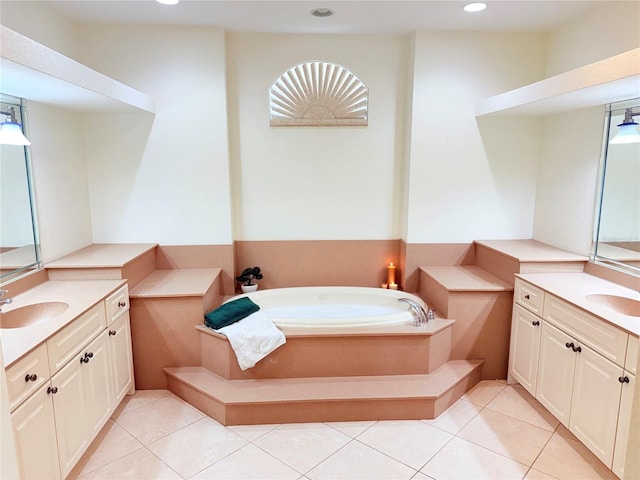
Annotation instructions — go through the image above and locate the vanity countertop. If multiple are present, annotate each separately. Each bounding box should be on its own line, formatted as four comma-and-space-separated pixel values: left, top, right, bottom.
0, 279, 126, 367
517, 272, 640, 336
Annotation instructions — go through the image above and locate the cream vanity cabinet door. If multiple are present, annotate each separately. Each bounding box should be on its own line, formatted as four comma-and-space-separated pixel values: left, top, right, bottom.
536, 321, 576, 426
51, 330, 113, 478
11, 382, 61, 480
508, 304, 542, 395
108, 312, 134, 404
106, 284, 134, 405
612, 371, 635, 478
569, 343, 623, 467
50, 348, 89, 478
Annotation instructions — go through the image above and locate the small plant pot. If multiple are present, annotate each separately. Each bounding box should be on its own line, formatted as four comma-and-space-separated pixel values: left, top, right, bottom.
241, 284, 258, 293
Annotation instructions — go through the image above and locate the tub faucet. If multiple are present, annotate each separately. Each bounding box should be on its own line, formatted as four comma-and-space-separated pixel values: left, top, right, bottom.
398, 297, 429, 325
0, 290, 12, 313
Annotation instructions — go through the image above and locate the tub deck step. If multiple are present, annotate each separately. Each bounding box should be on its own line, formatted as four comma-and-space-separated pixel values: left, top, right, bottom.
164, 359, 483, 425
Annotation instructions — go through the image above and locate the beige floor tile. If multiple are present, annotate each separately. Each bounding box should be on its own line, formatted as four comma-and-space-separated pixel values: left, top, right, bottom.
77, 448, 181, 479
356, 420, 453, 470
421, 398, 482, 434
532, 433, 618, 480
307, 439, 417, 479
457, 409, 553, 466
115, 395, 205, 444
190, 444, 300, 479
421, 436, 529, 479
412, 473, 436, 480
147, 417, 248, 478
485, 386, 559, 431
554, 422, 578, 441
461, 379, 506, 406
111, 390, 172, 419
524, 468, 559, 479
253, 422, 351, 473
324, 420, 376, 438
227, 423, 280, 441
69, 420, 144, 478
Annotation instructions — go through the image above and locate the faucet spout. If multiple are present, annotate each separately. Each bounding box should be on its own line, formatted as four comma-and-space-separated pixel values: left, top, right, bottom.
0, 290, 12, 313
398, 297, 429, 325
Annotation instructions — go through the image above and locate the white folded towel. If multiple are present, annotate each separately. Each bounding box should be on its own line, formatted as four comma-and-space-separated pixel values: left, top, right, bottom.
217, 311, 286, 370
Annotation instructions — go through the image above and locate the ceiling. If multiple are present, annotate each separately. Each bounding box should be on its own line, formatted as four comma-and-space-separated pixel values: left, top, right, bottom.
43, 0, 612, 34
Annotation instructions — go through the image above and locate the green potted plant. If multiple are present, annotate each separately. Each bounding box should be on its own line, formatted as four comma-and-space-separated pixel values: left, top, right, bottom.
236, 266, 263, 293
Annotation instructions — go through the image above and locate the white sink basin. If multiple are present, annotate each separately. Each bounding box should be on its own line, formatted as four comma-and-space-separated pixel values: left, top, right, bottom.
585, 294, 640, 318
0, 302, 69, 329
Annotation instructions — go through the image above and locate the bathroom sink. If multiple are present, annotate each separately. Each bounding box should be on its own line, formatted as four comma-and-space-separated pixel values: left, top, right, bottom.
0, 302, 69, 329
585, 294, 640, 318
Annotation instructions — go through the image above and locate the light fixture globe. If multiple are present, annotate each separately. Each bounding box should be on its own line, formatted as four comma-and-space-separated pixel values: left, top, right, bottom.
0, 121, 31, 145
610, 108, 640, 144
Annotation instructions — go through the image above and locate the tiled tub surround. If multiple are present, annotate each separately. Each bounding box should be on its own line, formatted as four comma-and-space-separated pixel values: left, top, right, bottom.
1, 279, 135, 479
509, 272, 639, 479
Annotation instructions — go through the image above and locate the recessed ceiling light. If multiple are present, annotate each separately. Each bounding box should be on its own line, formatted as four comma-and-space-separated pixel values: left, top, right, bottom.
463, 2, 487, 13
156, 0, 179, 5
310, 8, 335, 18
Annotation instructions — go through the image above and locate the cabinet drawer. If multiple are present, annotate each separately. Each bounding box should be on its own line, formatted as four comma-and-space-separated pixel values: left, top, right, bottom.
514, 279, 545, 315
47, 303, 106, 373
543, 294, 628, 367
5, 343, 50, 411
626, 336, 638, 375
105, 284, 129, 325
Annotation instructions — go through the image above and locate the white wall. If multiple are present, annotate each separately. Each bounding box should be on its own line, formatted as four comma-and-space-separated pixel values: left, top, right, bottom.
545, 1, 640, 76
27, 102, 93, 262
532, 6, 640, 255
226, 33, 410, 241
533, 108, 604, 255
406, 31, 547, 243
76, 25, 233, 245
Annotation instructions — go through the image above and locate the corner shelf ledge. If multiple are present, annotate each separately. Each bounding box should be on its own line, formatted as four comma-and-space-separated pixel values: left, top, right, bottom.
476, 48, 640, 116
0, 26, 156, 113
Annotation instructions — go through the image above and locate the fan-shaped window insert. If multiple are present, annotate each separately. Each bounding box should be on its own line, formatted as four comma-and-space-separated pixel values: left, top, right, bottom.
270, 61, 368, 126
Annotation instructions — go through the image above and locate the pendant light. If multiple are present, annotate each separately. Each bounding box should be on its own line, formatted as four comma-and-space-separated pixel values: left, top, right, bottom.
0, 107, 31, 146
610, 108, 640, 144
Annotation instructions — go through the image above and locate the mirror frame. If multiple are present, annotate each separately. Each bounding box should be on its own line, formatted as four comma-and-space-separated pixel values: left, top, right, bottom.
591, 98, 640, 278
0, 95, 41, 284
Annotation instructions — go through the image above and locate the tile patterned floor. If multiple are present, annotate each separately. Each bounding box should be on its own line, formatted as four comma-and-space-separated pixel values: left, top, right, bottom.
68, 381, 619, 480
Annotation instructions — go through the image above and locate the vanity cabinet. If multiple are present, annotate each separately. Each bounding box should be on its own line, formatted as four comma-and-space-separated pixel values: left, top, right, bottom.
509, 278, 636, 477
7, 284, 133, 480
10, 382, 61, 480
106, 285, 134, 404
508, 304, 541, 394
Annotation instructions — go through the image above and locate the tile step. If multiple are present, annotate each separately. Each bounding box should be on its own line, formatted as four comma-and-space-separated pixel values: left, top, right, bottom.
164, 359, 483, 425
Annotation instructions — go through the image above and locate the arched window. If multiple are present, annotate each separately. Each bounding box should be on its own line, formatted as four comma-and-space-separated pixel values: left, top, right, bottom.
269, 61, 368, 126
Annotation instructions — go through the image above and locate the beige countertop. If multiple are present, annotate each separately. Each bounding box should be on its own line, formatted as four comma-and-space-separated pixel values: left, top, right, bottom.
476, 239, 588, 262
517, 272, 640, 336
46, 243, 157, 268
130, 268, 221, 298
0, 279, 126, 367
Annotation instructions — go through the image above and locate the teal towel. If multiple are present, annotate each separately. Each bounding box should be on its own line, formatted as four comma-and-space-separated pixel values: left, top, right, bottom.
204, 297, 260, 330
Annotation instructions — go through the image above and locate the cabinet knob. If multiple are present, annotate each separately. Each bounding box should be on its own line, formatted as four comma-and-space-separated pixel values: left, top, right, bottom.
109, 329, 117, 336
619, 376, 630, 384
24, 373, 37, 382
47, 386, 58, 395
565, 342, 574, 349
572, 345, 582, 353
118, 301, 127, 308
532, 320, 540, 326
524, 294, 531, 300
80, 352, 94, 364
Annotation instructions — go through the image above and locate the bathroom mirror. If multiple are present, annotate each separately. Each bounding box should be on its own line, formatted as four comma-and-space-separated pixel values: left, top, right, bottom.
592, 98, 640, 275
0, 94, 41, 282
